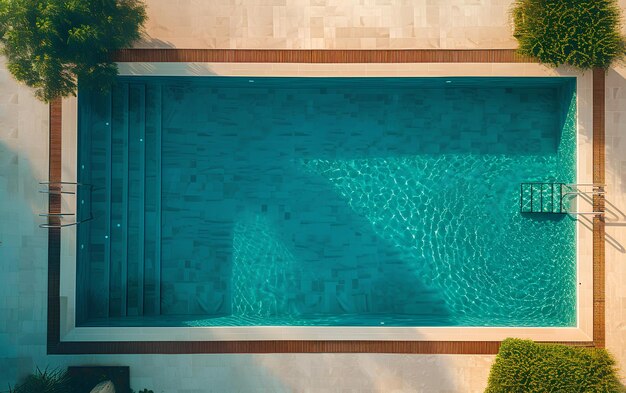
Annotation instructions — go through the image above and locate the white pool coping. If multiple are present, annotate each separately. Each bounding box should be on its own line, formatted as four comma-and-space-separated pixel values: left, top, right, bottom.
58, 62, 594, 342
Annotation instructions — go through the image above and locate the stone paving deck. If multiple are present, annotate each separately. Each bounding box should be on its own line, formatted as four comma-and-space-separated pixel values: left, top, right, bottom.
1, 1, 626, 391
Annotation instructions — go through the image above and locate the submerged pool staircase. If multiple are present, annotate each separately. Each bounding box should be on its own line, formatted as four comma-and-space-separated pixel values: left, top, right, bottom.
520, 183, 605, 215
75, 82, 164, 322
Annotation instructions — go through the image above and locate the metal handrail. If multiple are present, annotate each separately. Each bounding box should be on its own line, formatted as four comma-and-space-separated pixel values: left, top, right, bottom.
39, 181, 86, 185
562, 190, 606, 197
38, 181, 94, 229
561, 183, 605, 216
39, 217, 94, 229
564, 183, 605, 187
39, 190, 76, 195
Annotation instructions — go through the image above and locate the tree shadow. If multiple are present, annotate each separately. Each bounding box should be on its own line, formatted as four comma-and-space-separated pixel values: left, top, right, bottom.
605, 68, 626, 196
133, 35, 176, 49
117, 63, 219, 77
0, 139, 49, 388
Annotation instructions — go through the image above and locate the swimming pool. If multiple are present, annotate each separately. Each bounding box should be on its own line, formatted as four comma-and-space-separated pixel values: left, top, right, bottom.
75, 76, 577, 328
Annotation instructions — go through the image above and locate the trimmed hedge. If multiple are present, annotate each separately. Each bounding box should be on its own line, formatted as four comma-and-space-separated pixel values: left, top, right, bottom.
486, 338, 624, 392
512, 0, 626, 70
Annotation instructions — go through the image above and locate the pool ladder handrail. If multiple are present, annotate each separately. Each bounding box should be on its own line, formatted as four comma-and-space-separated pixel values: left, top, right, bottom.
39, 181, 94, 228
561, 183, 605, 216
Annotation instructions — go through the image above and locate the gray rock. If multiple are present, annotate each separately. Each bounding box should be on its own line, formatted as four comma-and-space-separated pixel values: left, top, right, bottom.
90, 380, 116, 393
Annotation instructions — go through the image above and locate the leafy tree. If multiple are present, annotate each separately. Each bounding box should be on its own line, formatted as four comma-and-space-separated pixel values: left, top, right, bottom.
0, 0, 146, 102
512, 0, 626, 70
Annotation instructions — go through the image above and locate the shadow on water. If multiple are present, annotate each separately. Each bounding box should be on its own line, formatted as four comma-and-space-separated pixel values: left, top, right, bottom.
230, 163, 453, 325
520, 212, 571, 222
555, 79, 577, 151
142, 76, 574, 157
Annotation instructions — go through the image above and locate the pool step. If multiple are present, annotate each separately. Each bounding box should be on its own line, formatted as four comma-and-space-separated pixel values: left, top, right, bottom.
519, 183, 565, 214
108, 83, 129, 317
76, 89, 113, 322
126, 84, 146, 316
84, 82, 163, 320
143, 84, 162, 316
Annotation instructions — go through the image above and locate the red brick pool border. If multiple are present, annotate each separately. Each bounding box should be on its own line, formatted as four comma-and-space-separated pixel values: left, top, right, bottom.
112, 49, 531, 63
46, 49, 604, 354
592, 68, 606, 349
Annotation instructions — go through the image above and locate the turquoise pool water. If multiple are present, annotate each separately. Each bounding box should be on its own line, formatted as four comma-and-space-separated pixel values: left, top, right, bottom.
76, 77, 577, 327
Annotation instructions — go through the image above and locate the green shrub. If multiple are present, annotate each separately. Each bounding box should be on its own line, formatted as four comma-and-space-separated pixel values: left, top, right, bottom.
9, 367, 72, 393
512, 0, 626, 70
0, 0, 146, 102
486, 338, 624, 392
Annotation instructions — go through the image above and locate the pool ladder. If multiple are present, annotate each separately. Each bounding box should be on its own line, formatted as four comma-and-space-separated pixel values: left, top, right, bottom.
38, 181, 94, 228
519, 183, 605, 216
